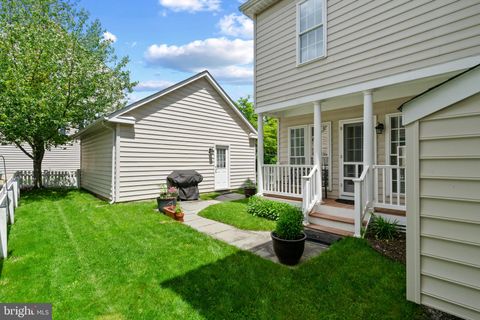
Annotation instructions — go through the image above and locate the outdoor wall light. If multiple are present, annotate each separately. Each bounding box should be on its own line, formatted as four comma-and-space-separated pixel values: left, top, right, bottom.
375, 122, 385, 134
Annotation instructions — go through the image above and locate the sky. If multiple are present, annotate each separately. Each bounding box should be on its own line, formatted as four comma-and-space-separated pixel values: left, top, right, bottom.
79, 0, 253, 103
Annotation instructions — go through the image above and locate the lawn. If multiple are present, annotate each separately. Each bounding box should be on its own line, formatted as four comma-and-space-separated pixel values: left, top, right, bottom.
0, 189, 423, 319
198, 198, 276, 231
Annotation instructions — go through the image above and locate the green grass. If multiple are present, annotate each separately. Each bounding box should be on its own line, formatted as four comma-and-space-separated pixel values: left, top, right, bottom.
0, 189, 423, 319
198, 198, 276, 231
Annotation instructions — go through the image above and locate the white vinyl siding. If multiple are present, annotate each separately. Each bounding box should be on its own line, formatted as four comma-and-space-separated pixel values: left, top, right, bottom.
255, 0, 480, 108
80, 128, 113, 200
406, 93, 480, 320
0, 143, 80, 175
279, 97, 408, 198
298, 0, 326, 64
116, 77, 256, 202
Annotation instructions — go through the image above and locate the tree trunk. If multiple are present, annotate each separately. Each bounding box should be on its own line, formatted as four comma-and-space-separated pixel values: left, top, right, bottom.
32, 146, 45, 189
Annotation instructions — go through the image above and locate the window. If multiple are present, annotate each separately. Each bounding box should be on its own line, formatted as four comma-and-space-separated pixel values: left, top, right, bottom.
298, 0, 326, 64
216, 148, 226, 168
289, 127, 306, 164
388, 114, 406, 193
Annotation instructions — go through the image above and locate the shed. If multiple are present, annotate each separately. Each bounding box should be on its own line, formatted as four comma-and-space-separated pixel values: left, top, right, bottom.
74, 71, 257, 203
402, 66, 480, 319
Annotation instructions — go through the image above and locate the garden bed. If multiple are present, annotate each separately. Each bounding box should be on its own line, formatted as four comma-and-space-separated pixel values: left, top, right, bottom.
365, 231, 406, 264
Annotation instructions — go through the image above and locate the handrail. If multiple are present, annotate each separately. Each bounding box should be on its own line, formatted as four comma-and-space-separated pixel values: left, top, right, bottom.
353, 166, 370, 238
263, 164, 314, 168
301, 165, 319, 223
302, 165, 318, 180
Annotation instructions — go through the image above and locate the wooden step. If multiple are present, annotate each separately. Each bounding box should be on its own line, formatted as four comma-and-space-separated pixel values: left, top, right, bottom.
263, 193, 302, 202
309, 211, 354, 225
374, 207, 406, 216
306, 223, 354, 237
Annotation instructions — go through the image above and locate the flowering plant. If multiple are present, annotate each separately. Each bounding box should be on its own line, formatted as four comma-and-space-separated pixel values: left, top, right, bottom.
159, 183, 178, 199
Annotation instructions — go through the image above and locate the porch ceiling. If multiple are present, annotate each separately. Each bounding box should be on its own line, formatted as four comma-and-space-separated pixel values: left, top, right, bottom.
269, 71, 462, 118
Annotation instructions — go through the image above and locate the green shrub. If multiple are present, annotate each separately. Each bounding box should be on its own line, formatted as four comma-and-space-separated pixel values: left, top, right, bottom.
369, 214, 399, 240
247, 196, 295, 221
274, 206, 304, 240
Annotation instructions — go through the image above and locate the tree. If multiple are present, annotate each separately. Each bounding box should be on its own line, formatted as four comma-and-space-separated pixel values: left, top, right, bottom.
236, 96, 277, 164
0, 0, 135, 187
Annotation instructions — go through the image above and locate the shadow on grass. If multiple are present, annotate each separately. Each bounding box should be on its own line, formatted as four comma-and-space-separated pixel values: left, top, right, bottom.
19, 187, 86, 203
161, 238, 420, 320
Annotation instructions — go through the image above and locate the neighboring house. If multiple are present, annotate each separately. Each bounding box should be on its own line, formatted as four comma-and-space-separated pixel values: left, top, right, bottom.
73, 71, 257, 203
0, 143, 80, 176
240, 0, 480, 318
403, 67, 480, 320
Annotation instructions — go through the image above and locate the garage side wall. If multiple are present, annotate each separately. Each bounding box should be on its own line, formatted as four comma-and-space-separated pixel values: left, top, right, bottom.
80, 127, 114, 201
406, 93, 480, 319
116, 78, 256, 202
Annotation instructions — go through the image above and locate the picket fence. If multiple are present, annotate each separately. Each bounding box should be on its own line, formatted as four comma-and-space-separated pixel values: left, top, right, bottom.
0, 176, 19, 258
14, 170, 80, 189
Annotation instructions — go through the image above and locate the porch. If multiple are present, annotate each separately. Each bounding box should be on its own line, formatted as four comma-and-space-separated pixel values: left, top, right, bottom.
257, 92, 408, 237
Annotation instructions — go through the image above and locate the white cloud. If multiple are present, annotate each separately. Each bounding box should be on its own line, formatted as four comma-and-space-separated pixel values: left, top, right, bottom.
135, 80, 174, 92
102, 31, 117, 43
218, 14, 253, 39
145, 37, 253, 84
159, 0, 220, 12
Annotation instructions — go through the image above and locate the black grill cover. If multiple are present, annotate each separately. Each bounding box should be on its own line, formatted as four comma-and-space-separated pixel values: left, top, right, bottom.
167, 170, 203, 200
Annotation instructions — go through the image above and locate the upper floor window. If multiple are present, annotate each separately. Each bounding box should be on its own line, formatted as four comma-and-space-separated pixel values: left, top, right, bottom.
298, 0, 326, 64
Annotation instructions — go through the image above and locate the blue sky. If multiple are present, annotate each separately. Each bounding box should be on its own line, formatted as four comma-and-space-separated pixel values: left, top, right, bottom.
79, 0, 253, 103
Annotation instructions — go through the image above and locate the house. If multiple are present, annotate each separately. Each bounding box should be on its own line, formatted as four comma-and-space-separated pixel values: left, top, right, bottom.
240, 0, 479, 318
402, 66, 480, 320
73, 71, 257, 203
0, 143, 80, 176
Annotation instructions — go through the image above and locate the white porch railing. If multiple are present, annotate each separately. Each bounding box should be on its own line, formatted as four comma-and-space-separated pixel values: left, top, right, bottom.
353, 166, 371, 237
0, 176, 20, 258
262, 164, 314, 197
301, 165, 319, 222
373, 165, 406, 210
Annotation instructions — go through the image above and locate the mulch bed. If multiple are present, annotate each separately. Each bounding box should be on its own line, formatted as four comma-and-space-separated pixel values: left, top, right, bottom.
365, 231, 461, 320
365, 231, 406, 264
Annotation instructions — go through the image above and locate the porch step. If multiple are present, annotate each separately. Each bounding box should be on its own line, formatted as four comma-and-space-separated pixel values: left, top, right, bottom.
306, 223, 354, 237
374, 207, 406, 217
309, 211, 354, 225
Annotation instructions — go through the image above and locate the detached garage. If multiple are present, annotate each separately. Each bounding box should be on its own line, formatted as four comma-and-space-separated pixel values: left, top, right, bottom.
74, 71, 257, 203
403, 66, 480, 319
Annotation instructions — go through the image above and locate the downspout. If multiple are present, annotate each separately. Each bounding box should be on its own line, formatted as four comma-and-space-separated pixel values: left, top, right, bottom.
101, 121, 116, 204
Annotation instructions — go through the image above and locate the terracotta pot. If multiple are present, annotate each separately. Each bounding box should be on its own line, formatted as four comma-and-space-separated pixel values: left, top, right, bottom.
271, 232, 306, 266
163, 205, 184, 222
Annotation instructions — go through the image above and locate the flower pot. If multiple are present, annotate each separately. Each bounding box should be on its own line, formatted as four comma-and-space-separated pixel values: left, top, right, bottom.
244, 187, 256, 198
157, 197, 177, 213
163, 206, 184, 222
271, 232, 307, 266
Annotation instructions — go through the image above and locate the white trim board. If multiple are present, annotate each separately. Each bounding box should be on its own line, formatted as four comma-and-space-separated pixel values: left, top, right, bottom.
256, 56, 480, 114
402, 65, 480, 125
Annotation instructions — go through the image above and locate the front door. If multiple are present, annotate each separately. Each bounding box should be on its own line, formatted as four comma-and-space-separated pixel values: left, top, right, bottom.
340, 121, 364, 198
214, 146, 229, 190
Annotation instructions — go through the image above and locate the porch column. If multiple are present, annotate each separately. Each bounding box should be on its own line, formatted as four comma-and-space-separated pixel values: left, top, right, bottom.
313, 101, 323, 202
257, 113, 264, 195
363, 90, 374, 203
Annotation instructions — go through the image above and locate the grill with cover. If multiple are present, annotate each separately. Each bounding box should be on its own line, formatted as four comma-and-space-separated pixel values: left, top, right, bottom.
167, 170, 204, 201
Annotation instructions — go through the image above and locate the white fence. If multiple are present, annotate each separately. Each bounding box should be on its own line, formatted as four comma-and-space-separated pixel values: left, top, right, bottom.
14, 170, 80, 189
0, 177, 19, 258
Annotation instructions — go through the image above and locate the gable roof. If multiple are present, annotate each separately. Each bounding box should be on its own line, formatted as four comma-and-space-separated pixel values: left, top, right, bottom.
240, 0, 280, 19
401, 64, 480, 125
74, 71, 257, 138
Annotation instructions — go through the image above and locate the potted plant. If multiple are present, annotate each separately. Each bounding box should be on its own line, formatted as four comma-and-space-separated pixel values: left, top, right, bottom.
271, 207, 306, 265
244, 178, 256, 198
163, 202, 185, 222
157, 184, 178, 213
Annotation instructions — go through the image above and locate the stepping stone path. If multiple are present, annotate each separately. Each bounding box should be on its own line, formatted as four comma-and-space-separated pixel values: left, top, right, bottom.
180, 194, 328, 265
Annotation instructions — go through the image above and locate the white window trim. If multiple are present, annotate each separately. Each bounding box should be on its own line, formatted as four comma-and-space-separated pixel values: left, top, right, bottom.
288, 123, 332, 190
288, 125, 308, 165
296, 0, 328, 66
385, 113, 406, 195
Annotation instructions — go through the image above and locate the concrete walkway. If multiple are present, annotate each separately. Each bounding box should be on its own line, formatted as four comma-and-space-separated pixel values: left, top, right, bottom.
181, 196, 328, 264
